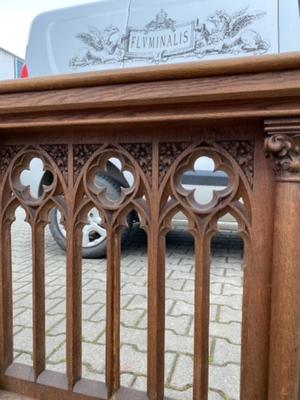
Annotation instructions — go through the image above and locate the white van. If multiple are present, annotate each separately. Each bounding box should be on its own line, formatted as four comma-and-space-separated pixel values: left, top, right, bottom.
24, 0, 300, 77
23, 0, 300, 257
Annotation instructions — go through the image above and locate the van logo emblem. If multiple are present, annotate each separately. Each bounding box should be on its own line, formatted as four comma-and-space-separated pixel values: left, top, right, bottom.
70, 7, 270, 68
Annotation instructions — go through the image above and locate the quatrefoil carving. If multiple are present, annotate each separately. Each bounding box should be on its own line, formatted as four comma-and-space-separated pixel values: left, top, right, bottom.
173, 150, 237, 214
85, 152, 138, 209
10, 154, 55, 206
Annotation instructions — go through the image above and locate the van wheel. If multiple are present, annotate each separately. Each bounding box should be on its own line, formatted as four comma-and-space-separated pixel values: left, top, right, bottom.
49, 175, 121, 258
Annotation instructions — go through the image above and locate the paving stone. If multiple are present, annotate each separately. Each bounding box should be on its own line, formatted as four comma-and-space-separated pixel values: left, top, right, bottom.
209, 364, 240, 400
210, 322, 242, 345
12, 282, 32, 294
208, 390, 227, 400
82, 320, 106, 342
82, 342, 105, 377
47, 318, 66, 335
222, 283, 243, 296
46, 335, 66, 364
166, 288, 194, 302
14, 327, 33, 359
46, 286, 66, 299
46, 314, 66, 333
82, 302, 105, 321
131, 375, 147, 391
166, 315, 192, 336
13, 309, 32, 328
84, 290, 106, 305
210, 275, 241, 286
82, 278, 106, 291
181, 279, 194, 291
121, 282, 147, 296
164, 352, 178, 385
13, 307, 29, 320
88, 305, 106, 323
82, 265, 107, 278
120, 327, 147, 352
121, 372, 136, 388
13, 293, 32, 309
169, 354, 193, 390
164, 386, 193, 400
165, 330, 193, 355
14, 352, 32, 366
46, 298, 66, 315
170, 300, 194, 317
165, 262, 194, 273
210, 294, 242, 310
126, 294, 147, 310
212, 338, 241, 365
166, 278, 186, 291
121, 309, 145, 328
120, 343, 147, 375
210, 268, 227, 277
225, 269, 243, 278
82, 365, 105, 382
218, 306, 242, 323
46, 359, 66, 373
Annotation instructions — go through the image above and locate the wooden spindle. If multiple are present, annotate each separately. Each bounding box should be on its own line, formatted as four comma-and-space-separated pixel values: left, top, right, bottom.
0, 218, 13, 372
193, 232, 210, 400
32, 222, 46, 379
66, 219, 82, 389
147, 227, 165, 400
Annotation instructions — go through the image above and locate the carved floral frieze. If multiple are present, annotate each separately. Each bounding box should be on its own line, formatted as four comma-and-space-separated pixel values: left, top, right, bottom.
159, 142, 190, 181
41, 145, 68, 179
122, 143, 152, 182
218, 141, 255, 186
73, 144, 101, 180
0, 145, 23, 178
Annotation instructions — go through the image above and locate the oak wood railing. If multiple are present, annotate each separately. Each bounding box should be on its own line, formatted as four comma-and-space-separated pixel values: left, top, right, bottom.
0, 52, 300, 400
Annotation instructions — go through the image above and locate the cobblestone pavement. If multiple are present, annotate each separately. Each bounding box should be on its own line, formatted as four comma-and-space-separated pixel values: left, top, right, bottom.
11, 207, 243, 400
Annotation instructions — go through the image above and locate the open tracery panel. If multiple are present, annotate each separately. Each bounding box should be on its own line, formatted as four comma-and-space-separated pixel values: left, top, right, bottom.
0, 133, 267, 400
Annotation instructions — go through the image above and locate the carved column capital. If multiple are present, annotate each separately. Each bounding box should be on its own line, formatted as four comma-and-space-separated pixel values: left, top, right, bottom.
264, 119, 300, 182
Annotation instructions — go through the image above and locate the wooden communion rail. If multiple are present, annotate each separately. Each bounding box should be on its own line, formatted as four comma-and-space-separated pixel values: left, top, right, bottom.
0, 53, 300, 400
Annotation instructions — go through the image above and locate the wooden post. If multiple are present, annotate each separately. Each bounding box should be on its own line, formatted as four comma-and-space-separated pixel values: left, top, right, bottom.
265, 119, 300, 400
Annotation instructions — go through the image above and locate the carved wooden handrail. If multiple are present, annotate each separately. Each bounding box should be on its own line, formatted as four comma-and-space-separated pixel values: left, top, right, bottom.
0, 53, 299, 400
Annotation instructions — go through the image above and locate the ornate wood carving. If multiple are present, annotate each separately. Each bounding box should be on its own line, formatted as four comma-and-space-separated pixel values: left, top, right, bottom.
265, 135, 300, 176
264, 119, 300, 181
3, 149, 66, 213
159, 142, 190, 181
122, 143, 152, 182
41, 145, 68, 179
73, 144, 101, 179
0, 145, 22, 178
218, 141, 255, 186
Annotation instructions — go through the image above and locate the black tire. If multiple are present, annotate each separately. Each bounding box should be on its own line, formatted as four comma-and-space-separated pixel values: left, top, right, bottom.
49, 175, 121, 258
